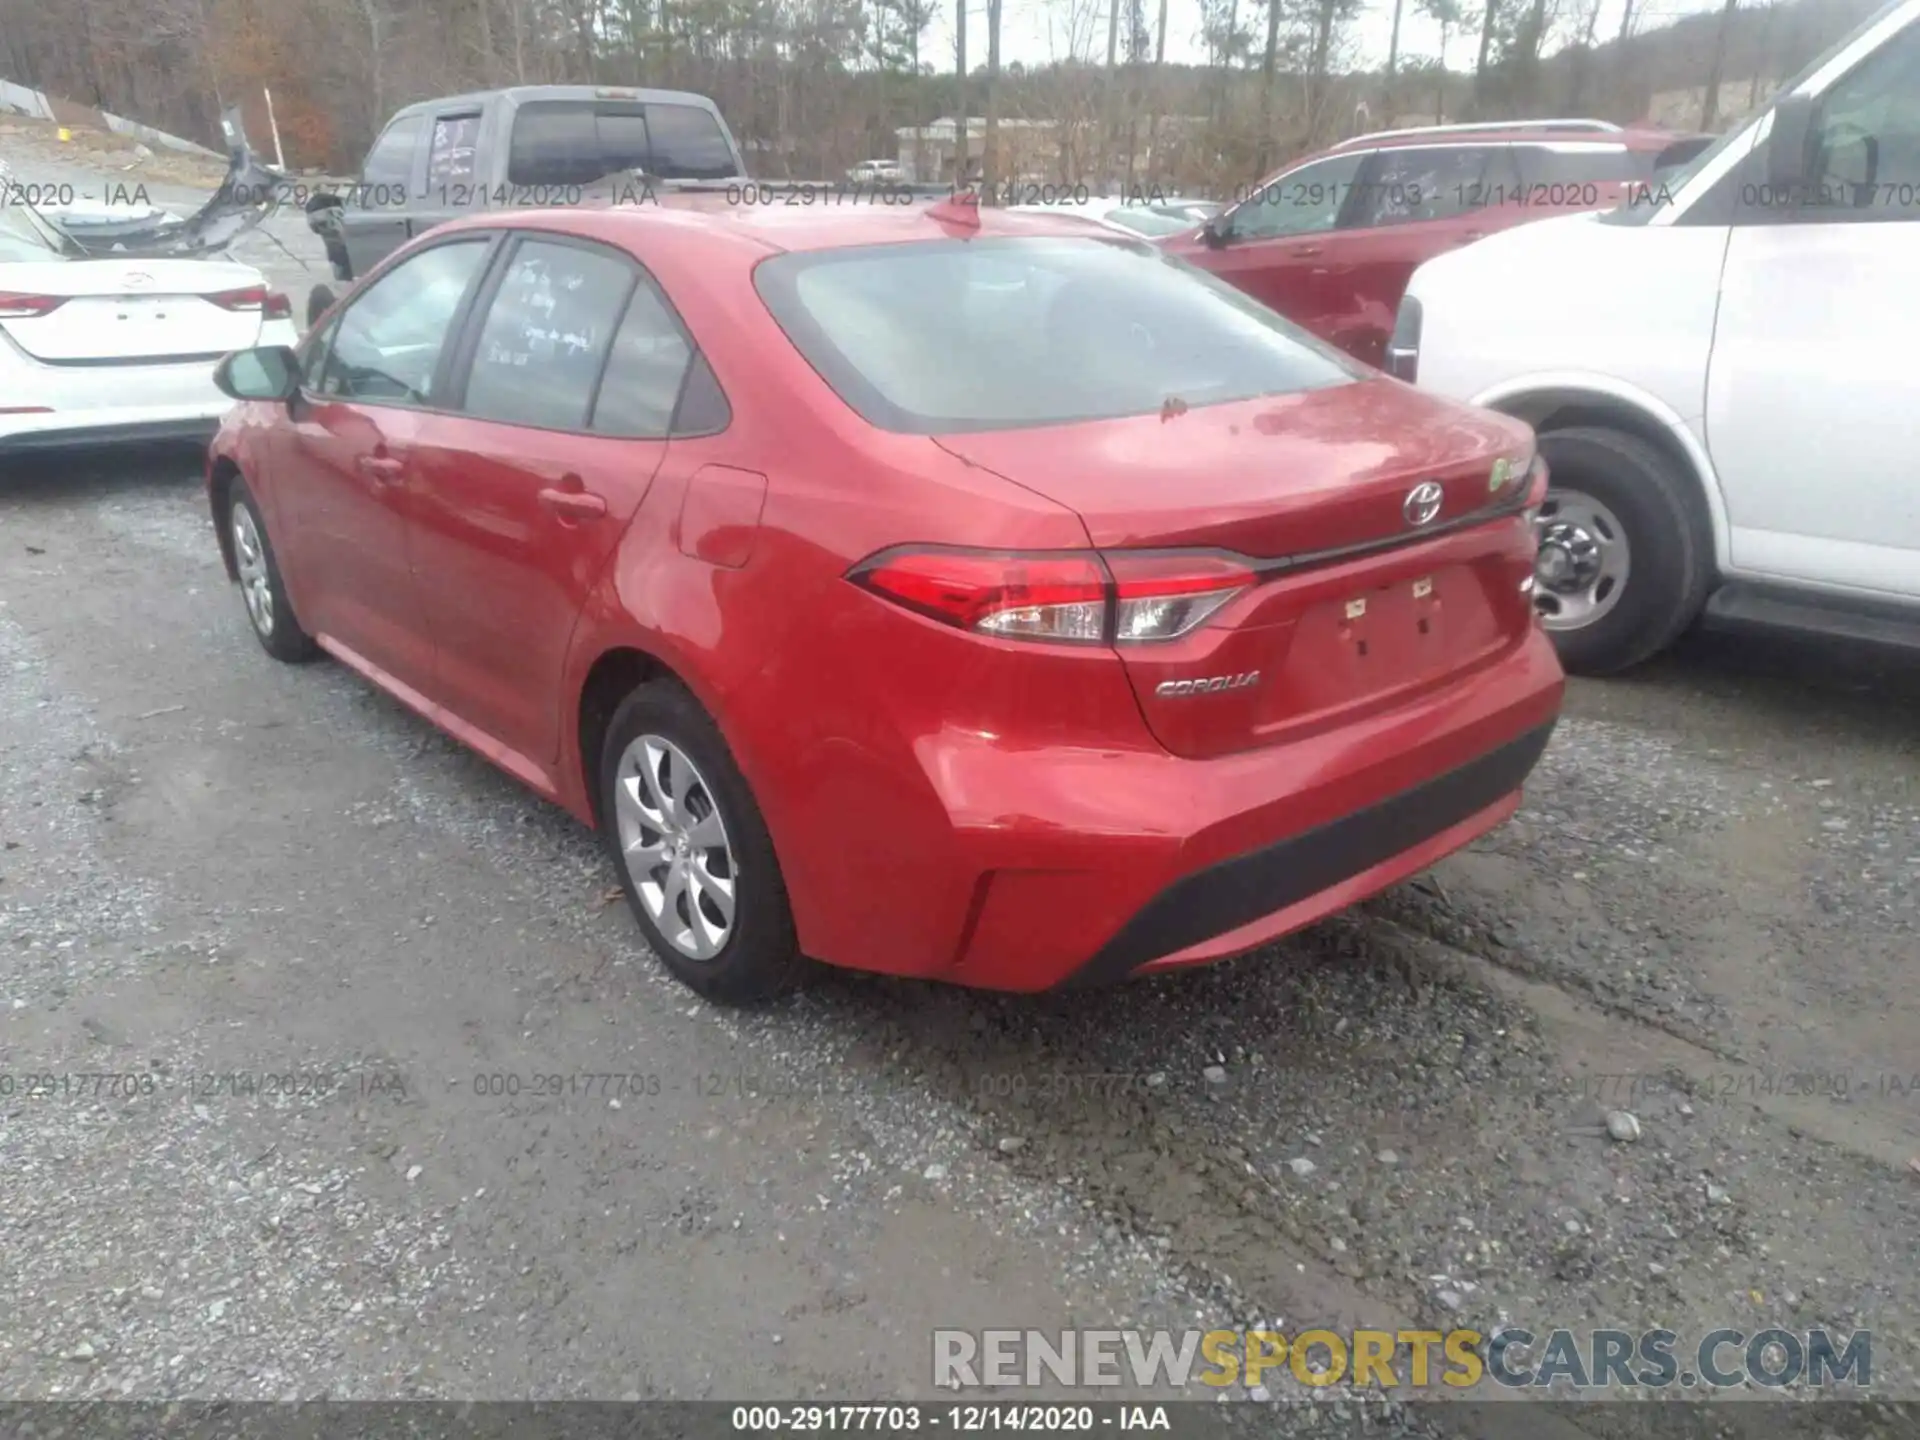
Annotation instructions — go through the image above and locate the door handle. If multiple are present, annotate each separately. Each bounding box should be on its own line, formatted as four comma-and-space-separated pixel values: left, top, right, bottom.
1296, 244, 1323, 257
538, 485, 608, 520
356, 454, 404, 484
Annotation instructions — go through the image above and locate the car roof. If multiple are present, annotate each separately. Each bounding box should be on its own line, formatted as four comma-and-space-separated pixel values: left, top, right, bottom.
424, 196, 1137, 265
1324, 120, 1693, 152
389, 84, 724, 119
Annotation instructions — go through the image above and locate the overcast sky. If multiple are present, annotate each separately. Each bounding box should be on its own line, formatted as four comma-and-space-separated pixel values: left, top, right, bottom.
920, 0, 1730, 76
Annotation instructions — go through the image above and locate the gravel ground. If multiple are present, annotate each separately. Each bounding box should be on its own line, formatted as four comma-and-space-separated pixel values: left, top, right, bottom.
3, 119, 1918, 1436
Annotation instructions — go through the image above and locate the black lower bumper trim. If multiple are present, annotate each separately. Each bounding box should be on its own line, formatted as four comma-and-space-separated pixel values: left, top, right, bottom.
1058, 720, 1557, 988
0, 419, 218, 454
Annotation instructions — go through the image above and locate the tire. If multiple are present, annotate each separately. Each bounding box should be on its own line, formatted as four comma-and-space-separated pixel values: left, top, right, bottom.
598, 681, 806, 1004
306, 283, 338, 330
1533, 426, 1713, 676
225, 477, 319, 664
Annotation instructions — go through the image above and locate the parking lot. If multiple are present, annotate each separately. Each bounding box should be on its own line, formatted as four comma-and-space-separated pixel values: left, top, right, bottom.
2, 129, 1918, 1428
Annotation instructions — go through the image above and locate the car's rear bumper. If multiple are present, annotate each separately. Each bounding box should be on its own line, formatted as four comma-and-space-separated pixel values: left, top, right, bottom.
1059, 720, 1551, 986
0, 320, 296, 452
836, 626, 1565, 992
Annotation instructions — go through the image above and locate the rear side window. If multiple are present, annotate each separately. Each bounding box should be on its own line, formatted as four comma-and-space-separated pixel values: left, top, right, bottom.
362, 115, 423, 187
427, 114, 481, 189
755, 236, 1359, 435
591, 282, 697, 438
462, 238, 636, 430
1512, 145, 1656, 188
1346, 146, 1489, 227
507, 100, 737, 186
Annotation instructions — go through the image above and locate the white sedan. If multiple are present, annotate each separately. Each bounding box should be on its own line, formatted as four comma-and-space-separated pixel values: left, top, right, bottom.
1, 185, 298, 455
1009, 195, 1221, 238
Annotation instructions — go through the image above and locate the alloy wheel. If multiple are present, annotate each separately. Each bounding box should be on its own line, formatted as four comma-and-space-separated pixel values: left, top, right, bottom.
612, 734, 738, 961
231, 503, 275, 638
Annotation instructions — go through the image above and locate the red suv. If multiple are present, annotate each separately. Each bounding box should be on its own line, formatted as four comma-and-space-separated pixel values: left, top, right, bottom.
206, 199, 1564, 1003
1164, 119, 1707, 368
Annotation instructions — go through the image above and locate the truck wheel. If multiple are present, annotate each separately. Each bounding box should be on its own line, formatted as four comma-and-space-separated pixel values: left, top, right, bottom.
306, 284, 337, 329
1532, 426, 1713, 676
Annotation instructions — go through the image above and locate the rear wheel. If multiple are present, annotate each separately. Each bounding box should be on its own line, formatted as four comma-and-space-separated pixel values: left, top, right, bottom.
1532, 426, 1713, 675
226, 478, 318, 663
598, 681, 805, 1004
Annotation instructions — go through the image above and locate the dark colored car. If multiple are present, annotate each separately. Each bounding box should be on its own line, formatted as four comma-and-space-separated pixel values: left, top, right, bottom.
1164, 119, 1710, 368
206, 198, 1562, 1004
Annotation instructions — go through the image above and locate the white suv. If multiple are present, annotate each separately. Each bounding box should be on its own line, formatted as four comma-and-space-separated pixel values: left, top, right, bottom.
1391, 0, 1920, 673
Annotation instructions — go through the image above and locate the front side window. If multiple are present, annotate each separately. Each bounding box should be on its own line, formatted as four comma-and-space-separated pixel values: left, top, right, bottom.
1227, 152, 1366, 240
1345, 146, 1490, 228
1802, 17, 1920, 218
315, 240, 489, 405
755, 236, 1359, 435
462, 238, 635, 431
361, 114, 423, 187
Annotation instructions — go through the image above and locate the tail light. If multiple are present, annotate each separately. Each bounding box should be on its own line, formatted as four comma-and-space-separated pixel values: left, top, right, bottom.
849, 547, 1254, 645
0, 292, 66, 319
1520, 453, 1549, 527
1385, 295, 1421, 382
206, 285, 292, 319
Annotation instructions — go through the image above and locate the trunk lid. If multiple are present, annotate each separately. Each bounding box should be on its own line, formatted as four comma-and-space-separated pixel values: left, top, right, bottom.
935, 379, 1544, 759
0, 259, 267, 364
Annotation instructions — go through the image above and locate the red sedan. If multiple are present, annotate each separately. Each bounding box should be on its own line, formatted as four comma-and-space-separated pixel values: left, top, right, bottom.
206, 196, 1564, 1003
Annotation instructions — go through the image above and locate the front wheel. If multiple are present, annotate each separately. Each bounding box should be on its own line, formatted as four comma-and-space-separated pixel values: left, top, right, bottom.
598, 681, 806, 1004
1532, 427, 1713, 675
226, 478, 318, 664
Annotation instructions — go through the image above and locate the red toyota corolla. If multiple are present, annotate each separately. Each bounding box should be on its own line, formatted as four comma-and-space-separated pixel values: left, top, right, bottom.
205, 197, 1564, 1003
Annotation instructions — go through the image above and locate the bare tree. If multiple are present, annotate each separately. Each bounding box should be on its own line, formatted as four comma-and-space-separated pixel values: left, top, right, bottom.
955, 0, 968, 181
1701, 0, 1740, 128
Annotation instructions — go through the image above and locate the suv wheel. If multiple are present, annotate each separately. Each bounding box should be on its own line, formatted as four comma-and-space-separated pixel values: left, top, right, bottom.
1532, 427, 1712, 675
598, 681, 807, 1004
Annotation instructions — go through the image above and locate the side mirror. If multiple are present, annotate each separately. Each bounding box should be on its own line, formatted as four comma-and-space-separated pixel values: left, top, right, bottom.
1768, 93, 1816, 198
1201, 213, 1232, 248
214, 345, 300, 403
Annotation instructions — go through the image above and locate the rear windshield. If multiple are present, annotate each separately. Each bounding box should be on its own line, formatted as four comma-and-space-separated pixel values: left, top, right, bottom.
507, 100, 739, 185
754, 236, 1360, 435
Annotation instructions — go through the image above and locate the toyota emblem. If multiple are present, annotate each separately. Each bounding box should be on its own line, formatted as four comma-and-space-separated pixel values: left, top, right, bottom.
1402, 481, 1444, 528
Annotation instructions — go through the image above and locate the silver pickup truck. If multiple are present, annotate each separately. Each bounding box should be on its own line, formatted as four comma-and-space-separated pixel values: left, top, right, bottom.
301, 84, 748, 325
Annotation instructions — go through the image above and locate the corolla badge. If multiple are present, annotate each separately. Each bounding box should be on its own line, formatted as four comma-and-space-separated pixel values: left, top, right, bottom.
1156, 671, 1260, 698
120, 271, 154, 287
1402, 480, 1444, 528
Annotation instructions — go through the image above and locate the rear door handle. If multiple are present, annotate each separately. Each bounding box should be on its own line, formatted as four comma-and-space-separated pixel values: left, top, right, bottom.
538, 485, 608, 520
356, 454, 404, 484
